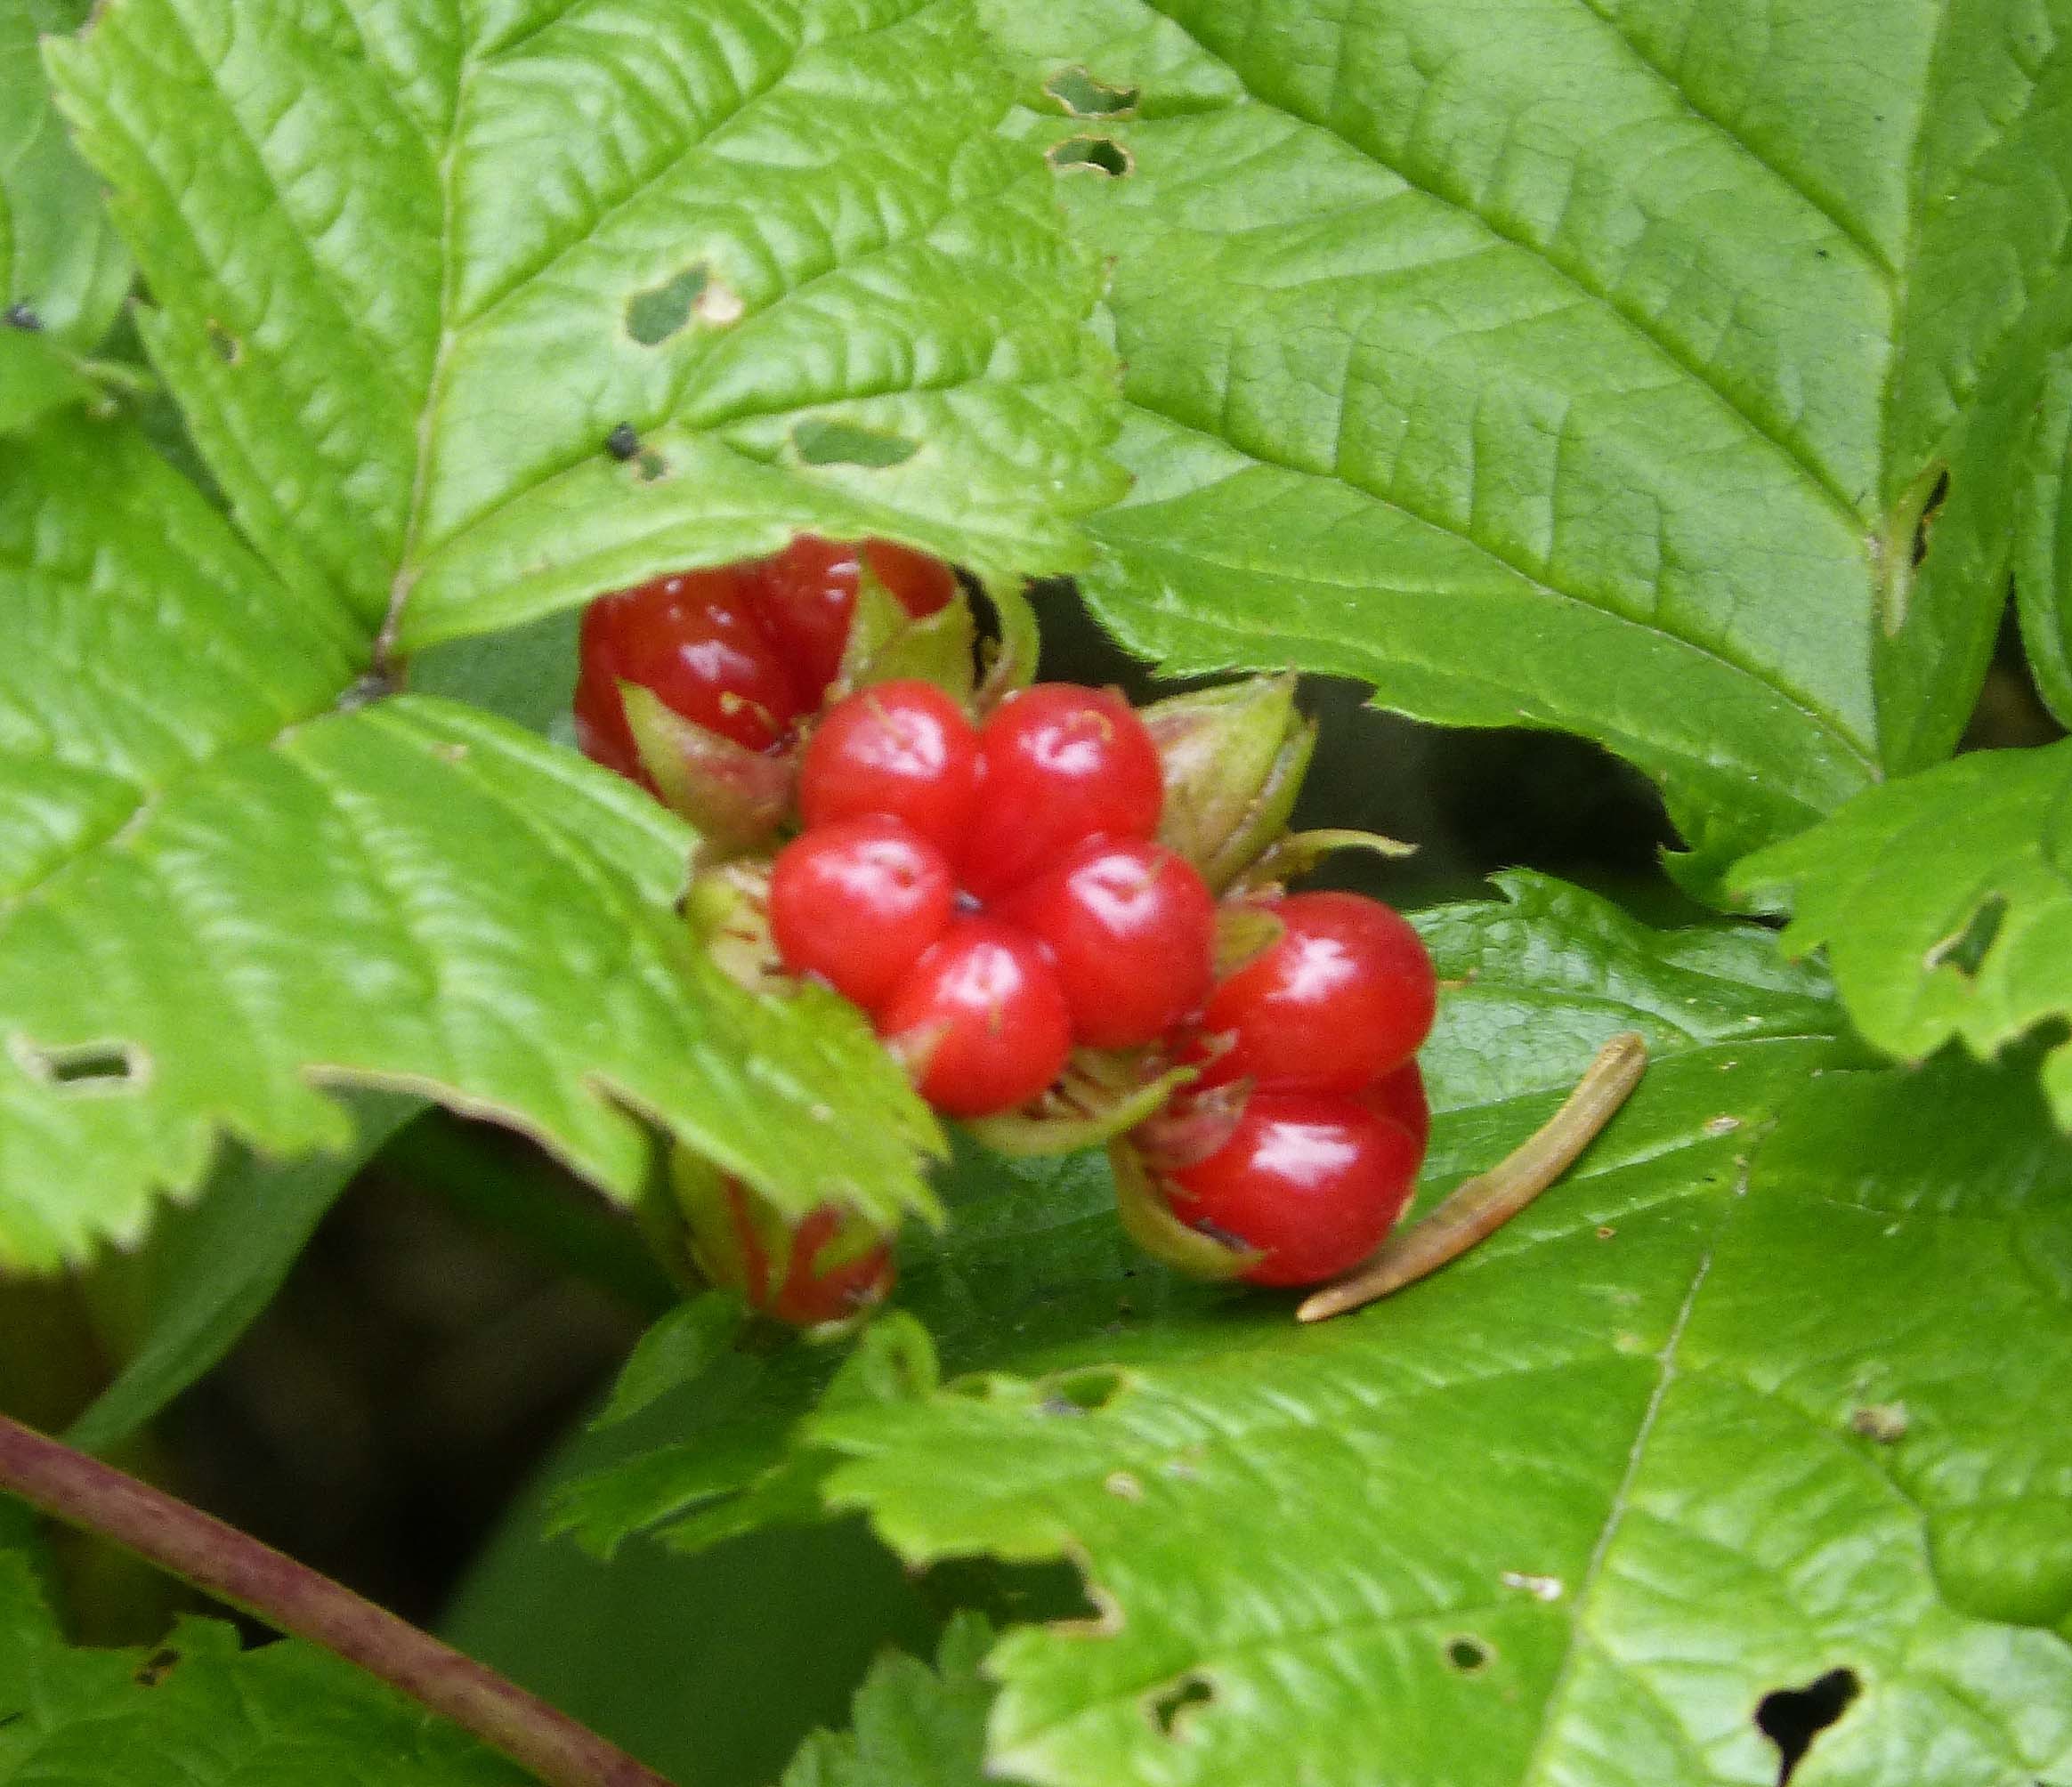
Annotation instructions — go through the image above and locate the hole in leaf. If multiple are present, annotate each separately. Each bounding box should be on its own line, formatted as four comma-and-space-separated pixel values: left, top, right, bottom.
1755, 1667, 1860, 1785
206, 319, 241, 364
1042, 1367, 1125, 1414
1445, 1635, 1492, 1673
634, 449, 669, 482
1927, 894, 2005, 977
790, 418, 918, 468
625, 267, 711, 345
12, 1038, 149, 1093
1045, 67, 1140, 117
1912, 468, 1950, 567
134, 1646, 181, 1687
1148, 1673, 1214, 1736
1048, 134, 1133, 177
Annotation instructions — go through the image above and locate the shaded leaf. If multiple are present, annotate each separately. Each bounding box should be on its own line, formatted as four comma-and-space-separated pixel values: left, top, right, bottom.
46, 0, 1123, 643
0, 1550, 529, 1785
1732, 739, 2072, 1129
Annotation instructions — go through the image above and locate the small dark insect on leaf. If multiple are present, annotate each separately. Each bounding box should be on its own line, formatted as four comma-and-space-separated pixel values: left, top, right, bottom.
605, 422, 641, 461
4, 303, 42, 331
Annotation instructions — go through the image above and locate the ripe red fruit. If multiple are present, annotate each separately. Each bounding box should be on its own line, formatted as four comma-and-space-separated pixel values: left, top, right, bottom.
993, 837, 1216, 1048
1360, 1059, 1430, 1150
798, 681, 983, 855
723, 1182, 895, 1327
1194, 892, 1436, 1095
576, 568, 803, 765
769, 816, 955, 1013
1168, 1091, 1421, 1287
752, 536, 958, 703
958, 685, 1164, 898
878, 918, 1072, 1117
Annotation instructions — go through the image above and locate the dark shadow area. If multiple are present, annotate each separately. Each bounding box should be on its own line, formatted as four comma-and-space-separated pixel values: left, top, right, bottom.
1755, 1667, 1861, 1784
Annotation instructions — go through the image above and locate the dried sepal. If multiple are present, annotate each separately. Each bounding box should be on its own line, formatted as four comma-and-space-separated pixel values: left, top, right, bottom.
1107, 1131, 1260, 1281
962, 1050, 1197, 1157
682, 858, 783, 993
1232, 828, 1417, 894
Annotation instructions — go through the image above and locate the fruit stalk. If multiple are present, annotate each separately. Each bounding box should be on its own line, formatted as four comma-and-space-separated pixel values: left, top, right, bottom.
1297, 1031, 1647, 1322
0, 1413, 672, 1787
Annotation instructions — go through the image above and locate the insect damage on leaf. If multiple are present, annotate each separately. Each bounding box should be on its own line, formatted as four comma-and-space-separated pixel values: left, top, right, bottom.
790, 419, 919, 469
1044, 68, 1139, 118
623, 265, 742, 346
8, 1039, 149, 1094
1048, 134, 1132, 177
1754, 1667, 1861, 1786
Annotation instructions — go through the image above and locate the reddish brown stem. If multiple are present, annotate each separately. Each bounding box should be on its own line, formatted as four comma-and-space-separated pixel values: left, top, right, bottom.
0, 1413, 673, 1787
1299, 1031, 1648, 1322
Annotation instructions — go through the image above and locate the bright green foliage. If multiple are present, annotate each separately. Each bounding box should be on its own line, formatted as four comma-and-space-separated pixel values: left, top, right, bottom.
63, 1092, 422, 1454
553, 872, 1839, 1558
0, 1551, 529, 1785
806, 1059, 2072, 1784
782, 1613, 994, 1787
1734, 739, 2072, 1129
0, 413, 941, 1271
45, 0, 1123, 644
0, 328, 101, 434
2016, 339, 2072, 725
975, 0, 2072, 889
1, 0, 129, 347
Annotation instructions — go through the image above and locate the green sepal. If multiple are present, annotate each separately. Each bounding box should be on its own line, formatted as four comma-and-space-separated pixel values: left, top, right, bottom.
961, 1052, 1197, 1158
619, 683, 792, 861
1141, 675, 1319, 891
1235, 827, 1417, 892
975, 574, 1043, 707
835, 569, 979, 702
1106, 1131, 1259, 1282
681, 859, 783, 994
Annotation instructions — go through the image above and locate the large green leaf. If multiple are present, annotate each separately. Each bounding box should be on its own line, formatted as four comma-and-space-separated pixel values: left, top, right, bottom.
0, 412, 940, 1271
1732, 739, 2072, 1130
0, 1550, 529, 1786
45, 0, 1122, 645
808, 1059, 2072, 1785
2015, 336, 2072, 726
1, 0, 129, 348
976, 0, 2072, 887
551, 871, 1839, 1557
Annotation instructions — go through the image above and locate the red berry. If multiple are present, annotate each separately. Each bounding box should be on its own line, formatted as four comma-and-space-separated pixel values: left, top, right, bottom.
576, 569, 803, 764
878, 918, 1072, 1118
958, 685, 1164, 898
993, 837, 1215, 1048
1194, 892, 1436, 1095
752, 536, 958, 704
769, 816, 955, 1013
799, 681, 983, 855
1360, 1059, 1430, 1150
723, 1183, 895, 1327
1168, 1091, 1421, 1287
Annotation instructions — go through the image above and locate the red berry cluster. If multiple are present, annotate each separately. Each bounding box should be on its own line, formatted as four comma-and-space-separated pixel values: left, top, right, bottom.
575, 538, 1442, 1312
1159, 894, 1436, 1286
574, 536, 956, 773
773, 679, 1215, 1116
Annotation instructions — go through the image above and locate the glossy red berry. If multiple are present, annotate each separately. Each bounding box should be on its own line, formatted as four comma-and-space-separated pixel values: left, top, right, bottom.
752, 536, 958, 703
723, 1182, 895, 1327
1168, 1091, 1421, 1287
993, 837, 1216, 1048
1194, 892, 1436, 1095
958, 685, 1164, 898
878, 918, 1072, 1118
576, 569, 803, 766
769, 816, 956, 1013
798, 681, 983, 855
1359, 1059, 1430, 1151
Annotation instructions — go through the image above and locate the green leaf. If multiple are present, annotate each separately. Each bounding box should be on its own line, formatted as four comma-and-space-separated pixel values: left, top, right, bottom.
806, 1063, 2072, 1785
551, 871, 1838, 1558
1732, 739, 2072, 1130
2014, 338, 2072, 726
62, 1091, 423, 1455
1, 0, 130, 347
0, 413, 941, 1271
0, 1548, 530, 1785
0, 327, 101, 434
593, 1290, 744, 1430
781, 1613, 994, 1787
45, 0, 1124, 643
978, 0, 2072, 889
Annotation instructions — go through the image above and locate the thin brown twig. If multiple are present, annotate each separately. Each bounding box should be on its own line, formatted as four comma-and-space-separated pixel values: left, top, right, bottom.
1299, 1031, 1648, 1323
0, 1414, 674, 1787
